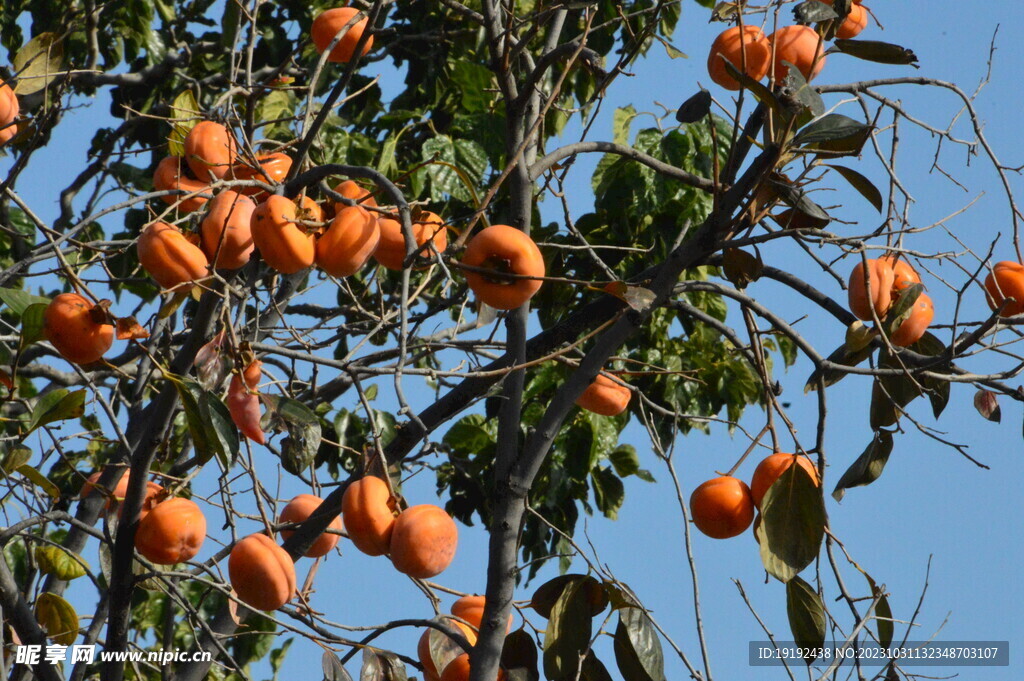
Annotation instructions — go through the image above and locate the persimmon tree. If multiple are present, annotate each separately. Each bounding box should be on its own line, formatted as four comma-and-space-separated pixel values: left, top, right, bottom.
0, 1, 1019, 681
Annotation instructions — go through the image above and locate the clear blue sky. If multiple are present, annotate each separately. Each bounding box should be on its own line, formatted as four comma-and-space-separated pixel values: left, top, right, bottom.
4, 2, 1023, 679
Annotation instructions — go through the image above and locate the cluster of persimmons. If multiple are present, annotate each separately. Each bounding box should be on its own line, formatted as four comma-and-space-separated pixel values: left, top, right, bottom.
10, 3, 1024, 677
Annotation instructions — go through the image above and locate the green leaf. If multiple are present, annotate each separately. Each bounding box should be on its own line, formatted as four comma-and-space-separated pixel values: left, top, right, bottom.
544, 579, 595, 681
792, 114, 871, 148
262, 395, 322, 475
908, 332, 950, 418
443, 414, 495, 454
26, 389, 86, 436
591, 466, 624, 520
827, 164, 883, 212
786, 576, 826, 663
270, 638, 293, 679
832, 39, 919, 66
34, 545, 88, 581
613, 605, 666, 681
168, 90, 200, 156
581, 651, 614, 681
502, 629, 540, 681
0, 288, 49, 317
767, 177, 830, 225
323, 651, 355, 681
675, 90, 711, 124
18, 464, 60, 499
530, 574, 608, 619
20, 302, 47, 349
0, 445, 32, 475
169, 376, 237, 467
864, 575, 893, 648
612, 106, 636, 146
608, 445, 640, 477
34, 592, 78, 645
804, 340, 875, 392
794, 0, 838, 23
13, 32, 63, 95
758, 464, 825, 582
832, 430, 894, 501
450, 60, 494, 114
721, 60, 779, 113
780, 64, 825, 118
221, 0, 243, 48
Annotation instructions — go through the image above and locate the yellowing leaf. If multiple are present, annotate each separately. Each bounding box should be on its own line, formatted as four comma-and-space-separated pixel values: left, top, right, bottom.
13, 33, 63, 95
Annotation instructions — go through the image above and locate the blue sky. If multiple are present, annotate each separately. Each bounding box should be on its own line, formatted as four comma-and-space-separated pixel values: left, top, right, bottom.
3, 1, 1023, 679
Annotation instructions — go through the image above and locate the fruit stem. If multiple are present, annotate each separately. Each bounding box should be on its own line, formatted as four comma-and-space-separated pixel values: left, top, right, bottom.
724, 423, 771, 477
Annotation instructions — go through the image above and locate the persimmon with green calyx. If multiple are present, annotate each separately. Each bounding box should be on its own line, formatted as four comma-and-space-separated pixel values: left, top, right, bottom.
375, 211, 447, 271
461, 224, 545, 310
707, 25, 771, 90
137, 221, 211, 292
984, 261, 1024, 317
152, 156, 211, 213
134, 498, 207, 565
43, 293, 115, 365
227, 360, 264, 445
184, 121, 236, 181
228, 533, 296, 611
767, 25, 826, 82
201, 190, 256, 269
575, 373, 631, 416
749, 452, 819, 509
389, 504, 458, 579
277, 493, 343, 558
689, 476, 755, 539
315, 205, 380, 277
250, 195, 316, 274
341, 476, 397, 556
311, 7, 374, 63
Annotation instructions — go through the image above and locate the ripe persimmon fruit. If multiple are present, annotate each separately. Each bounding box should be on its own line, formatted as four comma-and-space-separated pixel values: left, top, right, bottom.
439, 654, 506, 681
823, 1, 869, 39
451, 594, 513, 633
575, 373, 631, 416
228, 533, 296, 611
0, 81, 18, 146
233, 152, 293, 199
888, 292, 934, 347
689, 476, 755, 539
315, 205, 380, 277
227, 361, 264, 445
43, 293, 115, 365
767, 25, 826, 82
389, 504, 459, 579
137, 221, 211, 292
201, 190, 257, 269
707, 25, 771, 90
152, 156, 211, 212
134, 498, 207, 565
184, 121, 237, 181
848, 258, 896, 321
984, 261, 1024, 317
461, 224, 545, 310
250, 195, 316, 274
81, 470, 164, 519
341, 476, 397, 556
333, 180, 378, 213
880, 255, 921, 291
277, 493, 343, 558
375, 211, 447, 271
311, 7, 374, 63
749, 452, 819, 509
418, 620, 477, 681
